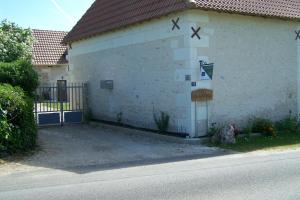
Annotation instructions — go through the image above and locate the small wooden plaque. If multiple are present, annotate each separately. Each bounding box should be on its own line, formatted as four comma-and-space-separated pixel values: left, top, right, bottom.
191, 89, 213, 102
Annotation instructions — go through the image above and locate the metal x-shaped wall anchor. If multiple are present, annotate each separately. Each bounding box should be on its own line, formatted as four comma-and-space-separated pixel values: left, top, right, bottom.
191, 26, 201, 40
172, 18, 180, 30
295, 30, 300, 40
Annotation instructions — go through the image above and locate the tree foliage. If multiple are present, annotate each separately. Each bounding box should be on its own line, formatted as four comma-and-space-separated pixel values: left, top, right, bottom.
0, 84, 37, 153
0, 20, 34, 62
0, 20, 38, 155
0, 60, 39, 95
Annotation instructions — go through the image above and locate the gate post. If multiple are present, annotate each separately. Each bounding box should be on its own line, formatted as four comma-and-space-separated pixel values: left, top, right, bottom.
60, 98, 64, 126
59, 83, 64, 126
83, 82, 89, 122
35, 91, 38, 125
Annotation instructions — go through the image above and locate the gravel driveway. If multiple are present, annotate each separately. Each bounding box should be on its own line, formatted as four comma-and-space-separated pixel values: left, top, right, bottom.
0, 123, 224, 175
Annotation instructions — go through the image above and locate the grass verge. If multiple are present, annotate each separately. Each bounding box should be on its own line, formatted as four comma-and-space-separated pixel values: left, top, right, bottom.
40, 102, 70, 110
212, 131, 300, 152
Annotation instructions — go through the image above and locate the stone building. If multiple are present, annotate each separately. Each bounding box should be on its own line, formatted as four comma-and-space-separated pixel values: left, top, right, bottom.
32, 29, 69, 85
63, 0, 300, 137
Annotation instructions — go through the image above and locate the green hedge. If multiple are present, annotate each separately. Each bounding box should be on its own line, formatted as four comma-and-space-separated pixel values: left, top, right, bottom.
0, 84, 37, 153
0, 60, 38, 94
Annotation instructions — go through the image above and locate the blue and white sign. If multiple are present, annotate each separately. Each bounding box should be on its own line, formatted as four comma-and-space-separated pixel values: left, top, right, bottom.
200, 61, 214, 81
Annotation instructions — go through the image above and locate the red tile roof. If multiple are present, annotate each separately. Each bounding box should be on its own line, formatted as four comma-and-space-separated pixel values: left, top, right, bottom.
33, 29, 68, 65
64, 0, 300, 43
192, 0, 300, 20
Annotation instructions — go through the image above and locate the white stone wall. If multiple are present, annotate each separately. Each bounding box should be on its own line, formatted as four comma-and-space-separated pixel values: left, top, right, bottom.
69, 9, 300, 137
69, 12, 194, 135
35, 65, 70, 85
187, 10, 299, 134
297, 25, 300, 119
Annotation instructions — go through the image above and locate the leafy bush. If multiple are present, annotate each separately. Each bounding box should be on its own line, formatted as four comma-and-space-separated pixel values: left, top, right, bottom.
153, 111, 170, 133
0, 20, 34, 62
0, 60, 38, 94
116, 112, 123, 124
252, 118, 277, 137
208, 123, 222, 137
209, 123, 223, 144
276, 115, 299, 133
243, 123, 253, 138
0, 84, 37, 153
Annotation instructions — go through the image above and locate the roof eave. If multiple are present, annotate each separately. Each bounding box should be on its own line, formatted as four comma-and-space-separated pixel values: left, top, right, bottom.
189, 7, 300, 22
33, 63, 68, 66
63, 8, 188, 44
63, 4, 300, 44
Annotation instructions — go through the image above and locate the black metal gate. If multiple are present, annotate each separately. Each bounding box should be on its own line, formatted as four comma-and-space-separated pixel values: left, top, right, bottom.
34, 82, 88, 126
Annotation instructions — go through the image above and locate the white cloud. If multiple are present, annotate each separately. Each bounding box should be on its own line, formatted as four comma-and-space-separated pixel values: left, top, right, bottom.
50, 0, 75, 24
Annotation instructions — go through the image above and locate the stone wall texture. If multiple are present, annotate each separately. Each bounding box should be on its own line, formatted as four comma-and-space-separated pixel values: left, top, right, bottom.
187, 10, 299, 131
69, 10, 300, 137
69, 12, 193, 134
35, 65, 70, 85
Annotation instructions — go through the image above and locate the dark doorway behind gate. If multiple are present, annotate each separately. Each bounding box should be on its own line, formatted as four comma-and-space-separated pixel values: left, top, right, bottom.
34, 82, 88, 126
57, 80, 68, 102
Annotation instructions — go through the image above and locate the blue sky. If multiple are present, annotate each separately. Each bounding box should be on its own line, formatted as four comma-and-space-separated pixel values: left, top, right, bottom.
0, 0, 95, 31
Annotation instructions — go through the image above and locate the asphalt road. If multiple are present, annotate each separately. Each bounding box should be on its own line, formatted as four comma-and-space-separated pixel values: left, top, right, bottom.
0, 150, 300, 200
